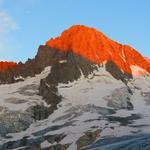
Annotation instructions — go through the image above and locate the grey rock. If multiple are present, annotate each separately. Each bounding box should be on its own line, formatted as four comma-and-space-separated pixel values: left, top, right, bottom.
105, 87, 133, 110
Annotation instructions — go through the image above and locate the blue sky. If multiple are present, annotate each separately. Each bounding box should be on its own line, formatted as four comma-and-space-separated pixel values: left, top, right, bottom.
0, 0, 150, 62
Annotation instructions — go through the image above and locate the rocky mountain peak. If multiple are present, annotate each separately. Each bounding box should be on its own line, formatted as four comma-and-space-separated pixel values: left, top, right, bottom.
46, 25, 150, 76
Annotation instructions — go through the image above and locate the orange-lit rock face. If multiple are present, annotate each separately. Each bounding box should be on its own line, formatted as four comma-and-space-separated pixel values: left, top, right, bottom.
46, 25, 150, 75
0, 61, 17, 72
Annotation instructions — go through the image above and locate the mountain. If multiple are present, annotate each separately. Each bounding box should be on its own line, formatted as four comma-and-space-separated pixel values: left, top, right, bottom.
46, 25, 150, 76
1, 25, 150, 84
0, 25, 150, 150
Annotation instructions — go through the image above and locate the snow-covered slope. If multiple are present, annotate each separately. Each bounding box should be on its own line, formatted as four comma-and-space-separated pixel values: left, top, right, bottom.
0, 65, 150, 150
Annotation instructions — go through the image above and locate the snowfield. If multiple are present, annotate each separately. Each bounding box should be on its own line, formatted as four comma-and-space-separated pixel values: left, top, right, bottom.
0, 66, 150, 150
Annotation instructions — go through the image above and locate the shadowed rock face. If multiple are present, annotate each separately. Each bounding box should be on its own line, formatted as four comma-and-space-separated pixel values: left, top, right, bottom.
0, 46, 63, 83
0, 45, 133, 85
44, 50, 98, 85
105, 60, 133, 84
76, 129, 101, 149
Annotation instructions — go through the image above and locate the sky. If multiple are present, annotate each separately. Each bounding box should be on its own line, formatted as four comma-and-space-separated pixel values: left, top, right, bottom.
0, 0, 150, 62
